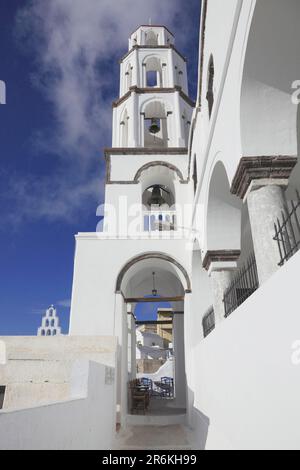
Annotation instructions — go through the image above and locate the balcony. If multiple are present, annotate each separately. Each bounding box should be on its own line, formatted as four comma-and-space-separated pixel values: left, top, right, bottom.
143, 211, 177, 232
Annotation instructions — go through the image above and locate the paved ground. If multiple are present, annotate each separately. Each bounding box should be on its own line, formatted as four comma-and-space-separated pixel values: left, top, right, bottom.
114, 424, 192, 450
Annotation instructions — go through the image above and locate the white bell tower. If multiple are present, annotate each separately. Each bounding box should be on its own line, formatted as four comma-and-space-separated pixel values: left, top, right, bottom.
112, 25, 192, 149
104, 25, 194, 235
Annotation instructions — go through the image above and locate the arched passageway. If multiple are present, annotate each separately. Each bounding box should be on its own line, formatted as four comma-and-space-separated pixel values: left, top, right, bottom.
115, 253, 190, 425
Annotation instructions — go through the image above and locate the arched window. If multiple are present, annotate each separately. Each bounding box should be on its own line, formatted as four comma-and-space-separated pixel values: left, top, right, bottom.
51, 319, 55, 327
41, 329, 45, 336
53, 329, 57, 336
144, 57, 163, 88
143, 101, 170, 148
145, 30, 158, 46
45, 319, 49, 327
47, 330, 51, 336
206, 56, 215, 118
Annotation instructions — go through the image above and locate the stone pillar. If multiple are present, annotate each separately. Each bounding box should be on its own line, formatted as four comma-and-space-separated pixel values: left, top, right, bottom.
231, 156, 297, 285
247, 184, 287, 284
203, 250, 240, 323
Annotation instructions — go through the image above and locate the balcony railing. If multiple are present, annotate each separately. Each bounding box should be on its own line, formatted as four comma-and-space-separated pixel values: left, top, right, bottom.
143, 211, 177, 232
274, 191, 300, 266
223, 253, 259, 318
202, 306, 215, 338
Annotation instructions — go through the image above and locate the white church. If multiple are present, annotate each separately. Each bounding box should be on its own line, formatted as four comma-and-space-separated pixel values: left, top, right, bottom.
1, 0, 300, 450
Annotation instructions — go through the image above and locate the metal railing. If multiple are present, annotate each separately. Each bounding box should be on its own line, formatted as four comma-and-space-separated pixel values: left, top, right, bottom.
274, 191, 300, 266
144, 211, 177, 232
223, 253, 259, 318
202, 306, 215, 338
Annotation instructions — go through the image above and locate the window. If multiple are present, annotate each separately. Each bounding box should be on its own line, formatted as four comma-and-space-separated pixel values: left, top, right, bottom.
146, 71, 157, 87
0, 386, 6, 409
206, 56, 215, 118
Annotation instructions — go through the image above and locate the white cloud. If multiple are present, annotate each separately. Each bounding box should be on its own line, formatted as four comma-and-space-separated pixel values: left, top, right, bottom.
57, 299, 71, 308
11, 0, 193, 223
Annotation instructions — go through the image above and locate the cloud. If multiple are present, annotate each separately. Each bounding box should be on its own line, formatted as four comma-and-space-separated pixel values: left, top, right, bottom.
56, 299, 71, 308
10, 0, 195, 224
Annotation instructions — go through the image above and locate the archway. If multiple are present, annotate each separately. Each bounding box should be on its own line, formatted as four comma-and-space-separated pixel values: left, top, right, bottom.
115, 253, 190, 423
241, 0, 300, 157
205, 161, 241, 252
142, 100, 171, 148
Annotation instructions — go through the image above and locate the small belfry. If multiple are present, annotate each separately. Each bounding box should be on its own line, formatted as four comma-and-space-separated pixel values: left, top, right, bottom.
37, 305, 61, 337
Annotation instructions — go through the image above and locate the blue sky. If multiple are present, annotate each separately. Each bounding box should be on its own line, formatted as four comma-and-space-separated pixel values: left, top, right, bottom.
0, 0, 200, 334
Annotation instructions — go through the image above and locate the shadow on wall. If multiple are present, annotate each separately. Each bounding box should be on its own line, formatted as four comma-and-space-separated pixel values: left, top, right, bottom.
187, 387, 210, 450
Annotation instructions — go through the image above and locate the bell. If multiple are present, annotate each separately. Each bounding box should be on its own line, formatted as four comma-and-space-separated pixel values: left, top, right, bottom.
149, 118, 160, 135
148, 185, 165, 206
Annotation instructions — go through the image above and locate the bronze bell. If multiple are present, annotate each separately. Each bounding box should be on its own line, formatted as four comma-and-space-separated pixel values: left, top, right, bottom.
148, 185, 165, 206
149, 118, 160, 135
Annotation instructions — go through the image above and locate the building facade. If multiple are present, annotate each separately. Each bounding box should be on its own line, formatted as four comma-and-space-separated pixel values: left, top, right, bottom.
1, 0, 300, 450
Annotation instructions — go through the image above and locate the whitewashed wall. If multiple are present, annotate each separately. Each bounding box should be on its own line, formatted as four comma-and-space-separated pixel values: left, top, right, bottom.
186, 251, 300, 450
0, 360, 116, 450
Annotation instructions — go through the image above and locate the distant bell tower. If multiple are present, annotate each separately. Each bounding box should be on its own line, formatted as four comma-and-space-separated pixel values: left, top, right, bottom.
37, 306, 61, 337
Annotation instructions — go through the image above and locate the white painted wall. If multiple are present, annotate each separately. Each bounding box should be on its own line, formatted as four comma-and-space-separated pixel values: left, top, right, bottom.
186, 251, 300, 450
0, 360, 116, 450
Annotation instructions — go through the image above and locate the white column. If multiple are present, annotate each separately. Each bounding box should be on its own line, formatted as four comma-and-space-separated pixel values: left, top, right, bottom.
173, 313, 186, 408
174, 91, 185, 147
246, 182, 288, 285
129, 91, 138, 147
168, 49, 175, 88
133, 48, 139, 87
142, 63, 147, 88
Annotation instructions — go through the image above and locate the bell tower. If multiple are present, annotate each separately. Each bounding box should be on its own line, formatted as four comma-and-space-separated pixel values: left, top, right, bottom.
104, 25, 195, 235
112, 25, 192, 149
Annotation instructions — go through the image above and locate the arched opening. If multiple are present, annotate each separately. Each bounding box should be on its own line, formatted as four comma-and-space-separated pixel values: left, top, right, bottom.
206, 161, 242, 252
51, 319, 55, 327
145, 30, 158, 46
206, 55, 214, 118
41, 329, 45, 336
120, 109, 129, 147
143, 100, 170, 148
46, 330, 51, 336
116, 253, 189, 423
53, 329, 57, 336
241, 0, 300, 157
135, 164, 180, 232
45, 319, 49, 327
144, 57, 163, 88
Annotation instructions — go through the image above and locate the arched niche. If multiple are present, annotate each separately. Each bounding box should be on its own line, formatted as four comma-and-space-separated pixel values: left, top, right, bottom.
142, 100, 172, 148
145, 30, 159, 46
205, 161, 242, 252
240, 0, 300, 157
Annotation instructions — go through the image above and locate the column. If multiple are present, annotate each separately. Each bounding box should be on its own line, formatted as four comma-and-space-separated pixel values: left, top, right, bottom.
174, 90, 185, 147
203, 250, 240, 323
142, 63, 147, 88
129, 91, 138, 147
133, 48, 140, 87
168, 49, 175, 88
173, 312, 186, 408
231, 156, 297, 285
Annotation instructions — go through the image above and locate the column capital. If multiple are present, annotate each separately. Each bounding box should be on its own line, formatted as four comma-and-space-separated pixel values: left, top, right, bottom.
202, 250, 241, 273
231, 156, 297, 200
